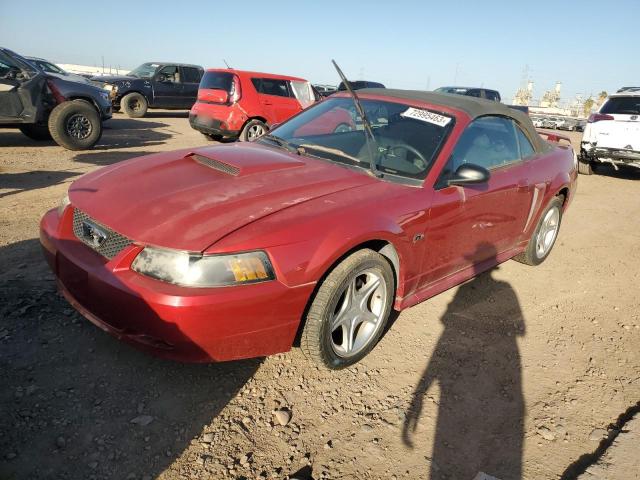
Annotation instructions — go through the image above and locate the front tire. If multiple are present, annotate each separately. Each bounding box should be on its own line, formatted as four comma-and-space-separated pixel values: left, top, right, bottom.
301, 249, 395, 369
48, 100, 102, 151
514, 196, 563, 266
578, 157, 593, 175
121, 92, 148, 118
19, 124, 52, 141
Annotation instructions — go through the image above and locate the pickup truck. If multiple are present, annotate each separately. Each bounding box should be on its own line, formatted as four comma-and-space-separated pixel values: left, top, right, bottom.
93, 62, 204, 118
0, 46, 111, 150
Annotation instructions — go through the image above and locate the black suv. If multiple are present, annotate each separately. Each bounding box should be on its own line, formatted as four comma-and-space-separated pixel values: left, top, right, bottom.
0, 47, 112, 150
94, 62, 204, 118
435, 86, 502, 102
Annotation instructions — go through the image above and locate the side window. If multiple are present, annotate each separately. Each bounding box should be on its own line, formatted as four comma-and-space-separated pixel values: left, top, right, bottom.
157, 66, 179, 83
441, 116, 520, 180
181, 67, 201, 83
515, 125, 536, 158
484, 90, 501, 102
467, 89, 482, 98
252, 78, 290, 97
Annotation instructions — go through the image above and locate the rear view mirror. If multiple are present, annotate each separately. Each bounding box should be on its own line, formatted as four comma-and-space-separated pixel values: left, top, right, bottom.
447, 163, 490, 186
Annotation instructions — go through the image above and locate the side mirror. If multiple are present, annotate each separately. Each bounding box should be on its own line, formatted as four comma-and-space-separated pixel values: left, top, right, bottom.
447, 163, 490, 186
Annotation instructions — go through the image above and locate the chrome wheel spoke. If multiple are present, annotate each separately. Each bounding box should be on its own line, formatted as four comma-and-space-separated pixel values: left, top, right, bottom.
330, 270, 387, 358
355, 276, 380, 310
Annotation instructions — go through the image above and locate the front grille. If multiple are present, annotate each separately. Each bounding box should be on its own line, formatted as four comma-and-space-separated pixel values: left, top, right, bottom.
72, 208, 133, 260
191, 154, 239, 176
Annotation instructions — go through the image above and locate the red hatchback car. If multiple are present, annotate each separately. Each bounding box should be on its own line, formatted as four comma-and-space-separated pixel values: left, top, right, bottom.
189, 69, 317, 142
41, 90, 577, 369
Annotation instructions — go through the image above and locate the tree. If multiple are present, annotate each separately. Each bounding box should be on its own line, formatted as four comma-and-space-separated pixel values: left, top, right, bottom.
597, 91, 608, 106
583, 98, 595, 117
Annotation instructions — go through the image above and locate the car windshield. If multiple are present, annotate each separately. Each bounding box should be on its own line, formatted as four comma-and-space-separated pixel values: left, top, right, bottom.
128, 63, 159, 78
29, 59, 65, 74
264, 97, 454, 181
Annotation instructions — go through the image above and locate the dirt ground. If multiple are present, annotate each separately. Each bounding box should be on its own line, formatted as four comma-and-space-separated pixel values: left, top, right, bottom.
1, 113, 639, 480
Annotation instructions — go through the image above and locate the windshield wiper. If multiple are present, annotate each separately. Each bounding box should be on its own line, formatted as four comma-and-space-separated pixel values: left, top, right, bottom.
260, 134, 300, 154
298, 144, 363, 164
331, 59, 382, 178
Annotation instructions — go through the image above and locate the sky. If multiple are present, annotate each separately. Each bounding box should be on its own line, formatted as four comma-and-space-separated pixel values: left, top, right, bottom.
1, 0, 638, 104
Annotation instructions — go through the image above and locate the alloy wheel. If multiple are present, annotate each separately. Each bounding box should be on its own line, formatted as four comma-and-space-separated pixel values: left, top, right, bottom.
65, 114, 92, 139
330, 270, 387, 358
536, 206, 560, 258
247, 123, 266, 141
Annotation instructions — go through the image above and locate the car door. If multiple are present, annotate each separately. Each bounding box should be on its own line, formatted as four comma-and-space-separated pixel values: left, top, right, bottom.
252, 77, 302, 124
179, 66, 202, 109
419, 116, 533, 287
0, 50, 46, 122
151, 65, 182, 107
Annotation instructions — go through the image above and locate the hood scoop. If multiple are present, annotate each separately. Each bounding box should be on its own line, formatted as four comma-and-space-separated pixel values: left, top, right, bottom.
187, 144, 307, 177
189, 153, 240, 176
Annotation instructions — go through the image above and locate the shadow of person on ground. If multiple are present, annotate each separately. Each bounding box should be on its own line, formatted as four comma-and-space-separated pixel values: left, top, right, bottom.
402, 243, 525, 479
0, 238, 261, 480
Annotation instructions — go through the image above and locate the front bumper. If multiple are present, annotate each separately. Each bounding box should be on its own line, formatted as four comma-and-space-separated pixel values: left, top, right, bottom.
40, 207, 314, 362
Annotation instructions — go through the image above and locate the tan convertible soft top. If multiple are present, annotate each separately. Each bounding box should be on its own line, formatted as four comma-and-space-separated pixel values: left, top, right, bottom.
357, 88, 550, 153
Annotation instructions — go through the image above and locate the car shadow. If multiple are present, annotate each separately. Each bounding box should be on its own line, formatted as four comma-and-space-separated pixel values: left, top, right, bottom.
140, 111, 190, 119
0, 170, 79, 199
72, 150, 159, 167
402, 243, 525, 479
0, 130, 57, 148
95, 118, 172, 150
0, 118, 171, 152
592, 163, 640, 180
0, 238, 261, 480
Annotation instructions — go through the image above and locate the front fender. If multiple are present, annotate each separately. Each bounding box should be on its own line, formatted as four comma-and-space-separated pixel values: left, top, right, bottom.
208, 184, 430, 299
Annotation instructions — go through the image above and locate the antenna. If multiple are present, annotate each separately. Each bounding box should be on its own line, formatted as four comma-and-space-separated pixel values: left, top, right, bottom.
223, 59, 231, 69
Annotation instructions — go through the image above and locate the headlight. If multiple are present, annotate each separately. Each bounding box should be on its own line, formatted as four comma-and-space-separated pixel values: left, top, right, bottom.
57, 192, 70, 216
103, 84, 113, 92
131, 247, 275, 287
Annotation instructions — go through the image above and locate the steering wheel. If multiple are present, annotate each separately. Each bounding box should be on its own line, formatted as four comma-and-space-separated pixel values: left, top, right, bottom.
385, 144, 428, 170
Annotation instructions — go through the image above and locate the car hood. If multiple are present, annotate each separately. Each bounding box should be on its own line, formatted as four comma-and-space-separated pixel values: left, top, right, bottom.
69, 143, 377, 252
91, 75, 140, 83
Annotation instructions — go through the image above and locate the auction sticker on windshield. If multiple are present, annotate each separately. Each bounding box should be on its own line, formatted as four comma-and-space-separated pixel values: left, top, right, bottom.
400, 107, 451, 127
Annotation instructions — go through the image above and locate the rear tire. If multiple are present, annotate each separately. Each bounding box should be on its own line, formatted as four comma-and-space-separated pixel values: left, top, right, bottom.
19, 124, 52, 141
301, 249, 395, 369
48, 100, 102, 151
240, 119, 267, 142
121, 92, 148, 118
513, 196, 563, 266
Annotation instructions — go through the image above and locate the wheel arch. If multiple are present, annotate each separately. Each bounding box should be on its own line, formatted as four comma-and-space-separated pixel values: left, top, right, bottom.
66, 96, 101, 114
241, 116, 269, 130
291, 238, 402, 347
117, 89, 149, 104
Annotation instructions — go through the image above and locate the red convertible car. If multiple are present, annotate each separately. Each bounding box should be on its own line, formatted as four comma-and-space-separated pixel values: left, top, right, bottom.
40, 90, 577, 369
